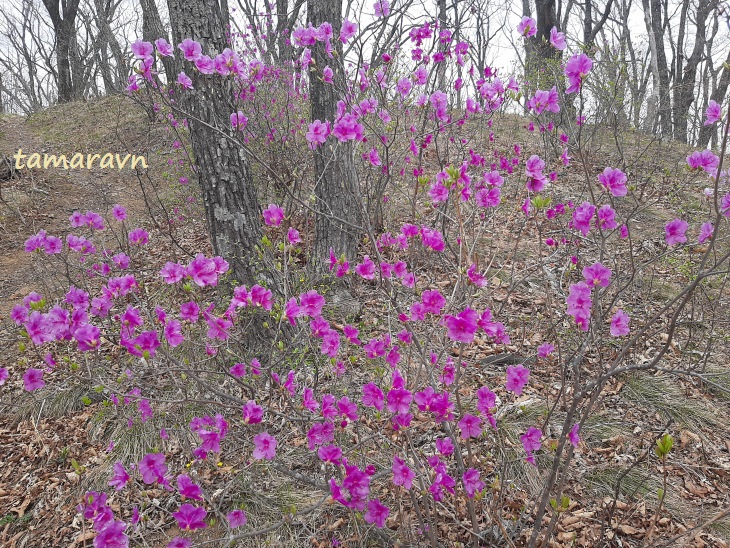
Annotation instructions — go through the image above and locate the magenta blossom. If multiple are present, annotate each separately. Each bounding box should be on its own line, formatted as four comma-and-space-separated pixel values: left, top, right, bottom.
139, 453, 167, 484
0, 368, 8, 385
698, 222, 714, 243
565, 53, 593, 94
458, 413, 483, 439
665, 218, 688, 246
252, 432, 277, 460
517, 16, 537, 37
704, 100, 722, 125
443, 307, 478, 343
537, 343, 554, 358
23, 368, 45, 391
364, 499, 389, 528
178, 38, 202, 61
521, 427, 542, 465
128, 228, 149, 245
230, 111, 248, 131
155, 38, 174, 57
108, 461, 130, 491
568, 423, 581, 447
550, 26, 567, 50
463, 468, 485, 498
610, 309, 630, 337
392, 455, 415, 490
177, 475, 203, 500
173, 503, 207, 531
306, 119, 330, 148
598, 167, 628, 197
262, 204, 284, 226
176, 72, 193, 89
505, 365, 530, 395
227, 509, 247, 528
582, 262, 612, 288
112, 204, 127, 221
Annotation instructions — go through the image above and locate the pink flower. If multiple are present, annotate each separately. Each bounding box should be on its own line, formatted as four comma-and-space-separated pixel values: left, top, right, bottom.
168, 537, 191, 548
698, 222, 713, 243
583, 262, 612, 288
75, 323, 101, 351
178, 39, 202, 61
230, 111, 248, 131
287, 227, 301, 244
386, 387, 412, 414
566, 282, 593, 331
392, 455, 415, 489
160, 262, 185, 283
537, 343, 555, 358
322, 65, 333, 83
332, 113, 364, 142
505, 365, 530, 395
227, 509, 247, 528
463, 468, 485, 498
396, 77, 412, 97
155, 38, 174, 57
596, 204, 618, 230
443, 307, 478, 343
180, 301, 200, 322
94, 521, 128, 547
610, 309, 630, 337
177, 72, 193, 89
517, 16, 537, 37
252, 432, 277, 460
0, 368, 8, 385
177, 475, 203, 500
362, 383, 385, 410
139, 453, 167, 484
705, 100, 722, 125
364, 499, 389, 528
458, 413, 483, 439
687, 150, 719, 173
112, 204, 127, 221
128, 228, 149, 245
23, 368, 45, 391
307, 422, 334, 450
527, 88, 560, 115
568, 423, 581, 447
598, 167, 628, 197
520, 426, 542, 465
173, 503, 207, 530
107, 461, 130, 491
665, 218, 688, 246
572, 201, 596, 236
550, 26, 567, 50
565, 53, 593, 94
355, 256, 376, 279
436, 437, 454, 455
318, 444, 342, 464
262, 204, 284, 226
374, 0, 390, 17
242, 400, 263, 424
131, 40, 153, 59
305, 119, 330, 149
340, 19, 358, 44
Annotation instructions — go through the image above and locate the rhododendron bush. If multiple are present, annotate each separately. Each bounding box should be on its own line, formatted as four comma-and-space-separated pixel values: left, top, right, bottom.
5, 5, 730, 548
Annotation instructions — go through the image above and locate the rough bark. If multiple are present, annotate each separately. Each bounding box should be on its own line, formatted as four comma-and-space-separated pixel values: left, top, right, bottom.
642, 0, 672, 136
307, 0, 363, 278
141, 0, 176, 82
167, 0, 280, 292
671, 0, 714, 143
41, 0, 81, 103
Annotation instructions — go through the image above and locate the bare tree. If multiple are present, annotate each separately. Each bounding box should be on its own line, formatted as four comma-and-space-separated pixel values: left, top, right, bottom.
41, 0, 82, 102
307, 0, 363, 278
641, 0, 672, 135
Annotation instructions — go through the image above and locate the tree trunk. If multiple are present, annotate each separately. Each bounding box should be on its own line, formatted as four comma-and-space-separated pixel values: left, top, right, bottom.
671, 0, 712, 143
167, 0, 280, 292
142, 0, 176, 83
698, 48, 730, 148
41, 0, 81, 103
307, 0, 363, 278
649, 0, 672, 136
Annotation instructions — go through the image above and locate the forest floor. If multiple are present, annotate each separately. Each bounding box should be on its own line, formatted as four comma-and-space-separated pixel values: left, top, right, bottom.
0, 95, 729, 547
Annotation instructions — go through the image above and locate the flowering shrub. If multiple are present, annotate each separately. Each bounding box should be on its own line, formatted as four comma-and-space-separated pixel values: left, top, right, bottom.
5, 8, 730, 548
